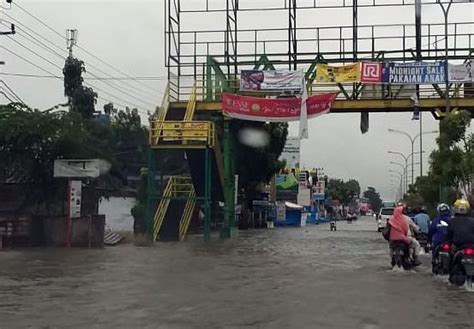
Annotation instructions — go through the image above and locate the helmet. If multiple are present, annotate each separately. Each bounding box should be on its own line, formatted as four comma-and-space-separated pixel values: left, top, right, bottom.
453, 199, 471, 215
437, 203, 450, 215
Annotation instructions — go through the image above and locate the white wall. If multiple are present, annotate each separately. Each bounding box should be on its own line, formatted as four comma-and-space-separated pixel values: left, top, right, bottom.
98, 197, 135, 232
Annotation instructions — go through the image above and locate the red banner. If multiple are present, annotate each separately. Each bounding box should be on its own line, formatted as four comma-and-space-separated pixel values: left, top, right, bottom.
222, 93, 337, 122
360, 62, 383, 83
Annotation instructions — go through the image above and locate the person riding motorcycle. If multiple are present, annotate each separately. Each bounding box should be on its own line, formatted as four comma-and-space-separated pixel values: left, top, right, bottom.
446, 199, 474, 249
446, 198, 474, 284
429, 203, 451, 251
414, 206, 430, 235
388, 204, 422, 266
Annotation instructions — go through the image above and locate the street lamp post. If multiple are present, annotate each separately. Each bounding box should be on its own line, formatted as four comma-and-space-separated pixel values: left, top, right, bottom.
390, 161, 406, 194
388, 150, 424, 192
390, 182, 401, 201
390, 173, 404, 200
388, 129, 438, 182
404, 162, 421, 185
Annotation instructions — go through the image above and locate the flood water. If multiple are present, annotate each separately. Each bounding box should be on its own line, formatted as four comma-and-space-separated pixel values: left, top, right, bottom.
0, 216, 472, 329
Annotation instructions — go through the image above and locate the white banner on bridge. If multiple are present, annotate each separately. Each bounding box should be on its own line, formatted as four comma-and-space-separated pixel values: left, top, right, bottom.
449, 61, 472, 82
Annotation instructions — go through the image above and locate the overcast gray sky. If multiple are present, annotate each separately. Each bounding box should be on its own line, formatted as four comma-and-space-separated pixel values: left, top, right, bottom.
1, 0, 473, 200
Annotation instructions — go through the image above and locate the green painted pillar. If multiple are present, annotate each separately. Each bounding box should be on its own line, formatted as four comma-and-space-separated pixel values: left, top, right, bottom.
221, 119, 238, 239
145, 147, 156, 241
206, 56, 213, 102
204, 147, 212, 241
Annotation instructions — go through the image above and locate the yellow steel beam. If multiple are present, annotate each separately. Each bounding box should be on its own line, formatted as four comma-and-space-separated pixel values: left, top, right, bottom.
168, 98, 474, 113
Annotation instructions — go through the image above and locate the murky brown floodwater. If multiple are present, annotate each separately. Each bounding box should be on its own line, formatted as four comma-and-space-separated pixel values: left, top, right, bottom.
1, 216, 472, 329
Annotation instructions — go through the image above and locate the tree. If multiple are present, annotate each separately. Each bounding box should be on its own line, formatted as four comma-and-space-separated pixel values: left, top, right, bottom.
109, 105, 148, 177
0, 103, 112, 184
326, 178, 361, 205
63, 56, 97, 118
431, 110, 472, 197
404, 110, 472, 211
233, 121, 288, 190
363, 187, 383, 212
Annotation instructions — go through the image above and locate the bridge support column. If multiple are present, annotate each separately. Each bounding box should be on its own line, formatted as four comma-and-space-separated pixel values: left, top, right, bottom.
221, 119, 238, 239
204, 147, 212, 241
145, 147, 157, 241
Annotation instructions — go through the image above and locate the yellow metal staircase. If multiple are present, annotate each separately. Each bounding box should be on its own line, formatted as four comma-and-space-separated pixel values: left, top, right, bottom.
149, 81, 225, 241
153, 176, 196, 241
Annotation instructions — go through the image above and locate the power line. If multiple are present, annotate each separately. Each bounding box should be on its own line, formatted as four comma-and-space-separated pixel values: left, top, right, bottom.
0, 46, 62, 78
1, 12, 65, 52
0, 18, 161, 101
0, 19, 67, 59
0, 80, 25, 104
0, 46, 150, 114
6, 35, 64, 70
0, 72, 168, 80
1, 25, 159, 107
0, 90, 16, 103
83, 81, 150, 111
4, 36, 156, 109
1, 13, 164, 100
12, 2, 161, 95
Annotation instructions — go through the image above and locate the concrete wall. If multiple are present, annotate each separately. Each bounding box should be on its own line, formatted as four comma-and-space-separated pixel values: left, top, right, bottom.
42, 215, 105, 248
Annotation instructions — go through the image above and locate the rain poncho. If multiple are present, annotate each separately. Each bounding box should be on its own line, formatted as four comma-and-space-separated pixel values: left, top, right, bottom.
388, 206, 412, 244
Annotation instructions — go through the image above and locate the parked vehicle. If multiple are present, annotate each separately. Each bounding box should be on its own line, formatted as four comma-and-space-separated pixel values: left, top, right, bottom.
377, 207, 394, 232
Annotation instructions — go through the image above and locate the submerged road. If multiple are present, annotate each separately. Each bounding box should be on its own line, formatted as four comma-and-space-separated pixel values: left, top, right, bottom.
0, 216, 472, 329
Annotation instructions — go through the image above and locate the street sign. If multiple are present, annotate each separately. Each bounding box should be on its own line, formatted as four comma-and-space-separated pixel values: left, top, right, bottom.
69, 180, 82, 218
54, 159, 103, 178
313, 181, 325, 200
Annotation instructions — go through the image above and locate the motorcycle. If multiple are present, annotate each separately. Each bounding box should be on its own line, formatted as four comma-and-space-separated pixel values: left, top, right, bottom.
449, 246, 474, 288
432, 242, 451, 275
390, 241, 415, 270
416, 232, 431, 254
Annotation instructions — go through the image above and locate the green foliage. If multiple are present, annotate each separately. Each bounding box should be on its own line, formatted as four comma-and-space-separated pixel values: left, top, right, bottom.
0, 103, 109, 183
363, 187, 383, 212
63, 57, 84, 98
405, 110, 472, 207
63, 56, 97, 119
71, 86, 97, 119
107, 104, 148, 176
0, 102, 148, 187
438, 110, 471, 148
432, 110, 473, 197
326, 178, 361, 205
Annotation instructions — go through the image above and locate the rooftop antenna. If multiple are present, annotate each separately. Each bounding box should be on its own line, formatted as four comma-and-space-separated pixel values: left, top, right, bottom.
66, 29, 78, 58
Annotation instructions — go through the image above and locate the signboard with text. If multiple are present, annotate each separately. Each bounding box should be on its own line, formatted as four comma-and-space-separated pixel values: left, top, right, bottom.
381, 62, 446, 84
240, 70, 304, 92
222, 93, 337, 122
280, 137, 300, 169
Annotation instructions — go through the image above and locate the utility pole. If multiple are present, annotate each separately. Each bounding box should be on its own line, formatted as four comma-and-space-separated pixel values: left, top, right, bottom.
438, 0, 452, 114
0, 0, 16, 66
438, 0, 453, 203
415, 0, 423, 176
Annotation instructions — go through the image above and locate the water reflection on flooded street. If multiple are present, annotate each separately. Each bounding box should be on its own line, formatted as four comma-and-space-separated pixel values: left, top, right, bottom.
0, 216, 472, 329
